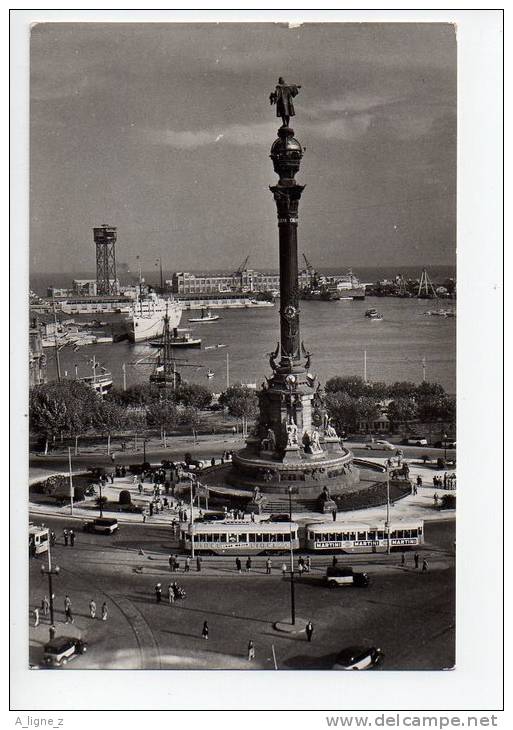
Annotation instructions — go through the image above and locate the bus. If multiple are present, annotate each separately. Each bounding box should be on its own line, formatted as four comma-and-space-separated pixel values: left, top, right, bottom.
29, 524, 49, 557
305, 520, 424, 554
180, 521, 300, 555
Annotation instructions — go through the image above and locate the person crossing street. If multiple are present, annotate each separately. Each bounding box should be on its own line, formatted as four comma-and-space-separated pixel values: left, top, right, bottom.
89, 599, 97, 619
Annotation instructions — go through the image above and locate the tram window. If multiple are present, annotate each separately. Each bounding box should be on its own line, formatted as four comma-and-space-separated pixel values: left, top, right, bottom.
207, 534, 213, 543
377, 531, 384, 540
396, 530, 404, 539
349, 532, 356, 541
255, 533, 263, 542
269, 534, 277, 542
411, 529, 418, 537
249, 533, 256, 543
263, 534, 270, 542
368, 531, 376, 540
238, 534, 248, 543
276, 534, 283, 542
291, 531, 296, 540
418, 525, 423, 535
357, 531, 366, 540
308, 531, 315, 540
340, 532, 348, 541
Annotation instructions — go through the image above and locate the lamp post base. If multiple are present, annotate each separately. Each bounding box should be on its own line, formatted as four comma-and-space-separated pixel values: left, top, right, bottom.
273, 618, 308, 634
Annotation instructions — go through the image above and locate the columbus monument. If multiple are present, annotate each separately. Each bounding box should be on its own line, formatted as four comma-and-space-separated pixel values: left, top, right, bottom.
204, 78, 367, 512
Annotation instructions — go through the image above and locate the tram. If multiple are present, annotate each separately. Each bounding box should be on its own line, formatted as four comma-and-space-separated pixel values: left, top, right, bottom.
305, 520, 424, 554
180, 521, 300, 555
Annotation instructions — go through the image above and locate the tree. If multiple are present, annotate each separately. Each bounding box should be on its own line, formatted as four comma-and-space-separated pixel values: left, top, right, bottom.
146, 398, 179, 446
387, 398, 418, 429
387, 381, 417, 399
92, 401, 127, 454
174, 383, 212, 410
365, 381, 388, 400
353, 397, 383, 432
325, 376, 367, 398
219, 384, 259, 437
29, 389, 67, 454
106, 383, 162, 407
181, 405, 204, 445
325, 392, 357, 432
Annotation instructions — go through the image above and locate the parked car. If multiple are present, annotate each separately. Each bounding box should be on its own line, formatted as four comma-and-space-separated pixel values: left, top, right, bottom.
332, 646, 383, 670
405, 436, 428, 446
42, 636, 88, 668
365, 439, 394, 451
264, 514, 291, 523
325, 566, 369, 588
83, 517, 119, 534
433, 439, 456, 449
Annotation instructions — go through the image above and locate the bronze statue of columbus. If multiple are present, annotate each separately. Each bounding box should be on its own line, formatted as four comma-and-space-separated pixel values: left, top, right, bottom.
269, 77, 301, 128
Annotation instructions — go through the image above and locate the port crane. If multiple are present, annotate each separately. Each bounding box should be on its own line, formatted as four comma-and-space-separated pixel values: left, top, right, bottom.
417, 268, 438, 299
302, 253, 319, 287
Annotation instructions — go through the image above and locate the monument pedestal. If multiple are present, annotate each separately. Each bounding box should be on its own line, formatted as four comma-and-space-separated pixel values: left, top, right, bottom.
282, 445, 302, 463
323, 436, 343, 454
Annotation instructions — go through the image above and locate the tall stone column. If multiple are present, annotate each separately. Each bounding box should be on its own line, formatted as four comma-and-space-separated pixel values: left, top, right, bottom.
271, 182, 305, 368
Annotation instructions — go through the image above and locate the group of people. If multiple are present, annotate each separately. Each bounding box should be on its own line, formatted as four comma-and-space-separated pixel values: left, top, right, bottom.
62, 528, 76, 547
32, 594, 108, 627
432, 473, 456, 489
154, 582, 186, 604
168, 554, 202, 573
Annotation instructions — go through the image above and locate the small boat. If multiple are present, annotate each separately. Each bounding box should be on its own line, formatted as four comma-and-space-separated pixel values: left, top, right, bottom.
204, 343, 227, 350
206, 369, 215, 379
365, 308, 383, 321
188, 308, 220, 323
149, 329, 201, 348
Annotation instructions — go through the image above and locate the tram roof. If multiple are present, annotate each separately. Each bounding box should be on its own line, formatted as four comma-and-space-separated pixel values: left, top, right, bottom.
305, 519, 424, 531
185, 521, 300, 532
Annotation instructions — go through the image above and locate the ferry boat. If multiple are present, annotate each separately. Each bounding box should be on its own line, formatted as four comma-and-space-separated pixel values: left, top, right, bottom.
188, 308, 220, 323
150, 328, 201, 348
126, 292, 182, 342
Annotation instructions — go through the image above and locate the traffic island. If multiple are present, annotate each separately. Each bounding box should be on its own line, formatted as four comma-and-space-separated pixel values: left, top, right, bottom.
273, 617, 308, 634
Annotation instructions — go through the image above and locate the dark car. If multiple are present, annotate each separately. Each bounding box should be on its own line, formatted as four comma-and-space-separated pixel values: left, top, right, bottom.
264, 514, 291, 523
42, 636, 88, 667
83, 518, 119, 534
194, 512, 225, 523
325, 565, 369, 588
332, 646, 383, 670
434, 439, 456, 449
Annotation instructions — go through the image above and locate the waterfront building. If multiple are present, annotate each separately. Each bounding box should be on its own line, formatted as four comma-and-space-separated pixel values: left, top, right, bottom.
170, 268, 312, 295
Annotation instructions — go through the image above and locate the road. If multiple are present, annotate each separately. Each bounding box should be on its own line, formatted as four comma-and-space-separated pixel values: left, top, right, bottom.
30, 515, 455, 671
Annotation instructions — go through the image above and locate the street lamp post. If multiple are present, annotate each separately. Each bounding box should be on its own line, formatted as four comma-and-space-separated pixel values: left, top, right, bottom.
142, 438, 149, 465
40, 543, 60, 640
189, 475, 195, 559
443, 432, 448, 463
99, 479, 104, 518
385, 465, 391, 555
288, 486, 296, 626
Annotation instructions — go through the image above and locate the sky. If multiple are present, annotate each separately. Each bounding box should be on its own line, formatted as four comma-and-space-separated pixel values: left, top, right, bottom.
30, 22, 456, 275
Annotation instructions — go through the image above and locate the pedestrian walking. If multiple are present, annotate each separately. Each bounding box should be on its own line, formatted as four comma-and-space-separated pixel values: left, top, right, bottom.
422, 558, 429, 572
401, 551, 406, 566
110, 473, 115, 484
433, 493, 439, 505
432, 476, 437, 487
236, 557, 242, 573
298, 562, 304, 577
247, 640, 255, 661
102, 602, 108, 621
202, 621, 209, 640
41, 595, 50, 617
246, 556, 252, 572
63, 529, 69, 546
196, 556, 202, 572
155, 583, 162, 603
414, 552, 419, 569
185, 556, 191, 573
33, 607, 40, 627
64, 595, 74, 624
305, 620, 314, 642
168, 584, 175, 604
69, 529, 75, 547
332, 555, 338, 567
138, 483, 143, 494
89, 599, 97, 619
49, 624, 56, 640
211, 457, 216, 467
416, 475, 423, 488
266, 558, 272, 575
281, 562, 287, 577
305, 556, 311, 573
50, 531, 56, 547
250, 511, 255, 522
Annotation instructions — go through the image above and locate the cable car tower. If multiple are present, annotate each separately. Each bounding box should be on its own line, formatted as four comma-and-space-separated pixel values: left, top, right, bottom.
94, 225, 118, 295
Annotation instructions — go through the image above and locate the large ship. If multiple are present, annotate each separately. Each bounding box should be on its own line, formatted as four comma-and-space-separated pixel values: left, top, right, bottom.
301, 270, 366, 301
126, 292, 182, 342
